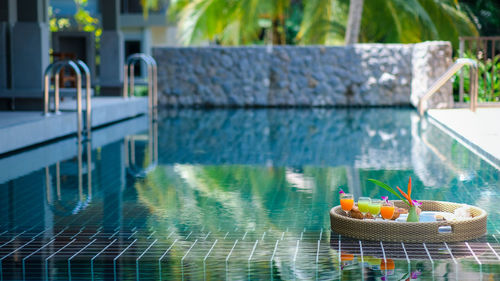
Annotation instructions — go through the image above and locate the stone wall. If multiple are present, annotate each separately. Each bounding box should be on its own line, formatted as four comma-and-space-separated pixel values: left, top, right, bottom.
411, 41, 453, 109
153, 41, 452, 107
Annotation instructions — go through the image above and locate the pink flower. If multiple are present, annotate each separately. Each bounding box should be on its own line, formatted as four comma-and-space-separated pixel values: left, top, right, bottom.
381, 196, 388, 202
411, 270, 422, 279
412, 200, 422, 207
339, 189, 345, 195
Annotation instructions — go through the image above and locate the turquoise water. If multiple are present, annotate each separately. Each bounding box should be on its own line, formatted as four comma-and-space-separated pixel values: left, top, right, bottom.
0, 108, 499, 280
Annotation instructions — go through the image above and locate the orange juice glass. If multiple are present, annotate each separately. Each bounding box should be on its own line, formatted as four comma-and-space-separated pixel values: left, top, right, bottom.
340, 193, 354, 213
380, 201, 395, 220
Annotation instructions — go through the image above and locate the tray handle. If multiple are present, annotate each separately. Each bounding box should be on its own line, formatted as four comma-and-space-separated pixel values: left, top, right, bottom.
438, 225, 453, 234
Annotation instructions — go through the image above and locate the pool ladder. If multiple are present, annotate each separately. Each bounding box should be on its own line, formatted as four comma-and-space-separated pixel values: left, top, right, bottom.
123, 53, 159, 177
418, 58, 478, 116
43, 60, 92, 141
123, 53, 158, 118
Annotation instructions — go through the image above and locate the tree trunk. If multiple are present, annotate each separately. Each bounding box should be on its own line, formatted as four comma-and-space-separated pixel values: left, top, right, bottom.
272, 18, 286, 45
345, 0, 364, 44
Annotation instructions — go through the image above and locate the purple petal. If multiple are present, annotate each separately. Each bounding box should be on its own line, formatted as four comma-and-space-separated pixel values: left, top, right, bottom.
381, 277, 386, 281
412, 200, 422, 206
411, 270, 421, 279
339, 189, 345, 195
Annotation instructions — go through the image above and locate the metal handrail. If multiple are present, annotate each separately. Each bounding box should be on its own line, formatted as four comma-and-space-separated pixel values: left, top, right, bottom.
418, 58, 478, 116
123, 53, 158, 112
43, 60, 83, 143
43, 60, 66, 115
76, 60, 92, 140
53, 60, 92, 139
43, 60, 93, 140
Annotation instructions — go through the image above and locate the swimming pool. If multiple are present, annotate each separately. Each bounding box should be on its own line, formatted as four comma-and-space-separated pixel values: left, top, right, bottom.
0, 108, 498, 280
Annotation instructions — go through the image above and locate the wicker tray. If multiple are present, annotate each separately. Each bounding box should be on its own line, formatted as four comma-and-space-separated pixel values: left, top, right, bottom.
330, 200, 487, 243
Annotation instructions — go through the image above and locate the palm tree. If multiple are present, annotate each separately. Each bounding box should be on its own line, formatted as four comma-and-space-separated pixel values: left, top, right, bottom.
295, 0, 338, 45
167, 0, 290, 45
344, 0, 364, 44
164, 0, 478, 46
361, 0, 478, 46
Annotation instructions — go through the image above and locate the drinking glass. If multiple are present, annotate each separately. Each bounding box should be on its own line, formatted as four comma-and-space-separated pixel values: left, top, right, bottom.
340, 193, 354, 215
381, 201, 395, 220
357, 197, 371, 218
368, 199, 381, 218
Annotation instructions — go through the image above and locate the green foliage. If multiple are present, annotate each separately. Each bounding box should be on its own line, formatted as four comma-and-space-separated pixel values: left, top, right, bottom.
297, 0, 343, 45
140, 0, 162, 19
168, 0, 477, 46
74, 0, 101, 36
459, 0, 500, 36
306, 0, 479, 47
355, 0, 477, 46
49, 0, 101, 39
168, 0, 293, 45
367, 179, 410, 206
452, 52, 500, 102
133, 85, 149, 97
49, 7, 71, 32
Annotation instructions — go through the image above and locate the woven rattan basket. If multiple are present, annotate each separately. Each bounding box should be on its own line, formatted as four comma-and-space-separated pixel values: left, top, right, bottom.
330, 200, 487, 242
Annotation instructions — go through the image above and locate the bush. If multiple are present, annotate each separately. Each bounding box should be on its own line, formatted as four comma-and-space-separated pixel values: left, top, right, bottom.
452, 52, 500, 102
134, 85, 149, 97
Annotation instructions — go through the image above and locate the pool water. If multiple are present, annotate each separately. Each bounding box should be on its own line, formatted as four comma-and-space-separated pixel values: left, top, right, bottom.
0, 108, 499, 280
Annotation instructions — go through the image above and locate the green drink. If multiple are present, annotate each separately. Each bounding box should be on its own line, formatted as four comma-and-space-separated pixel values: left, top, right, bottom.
357, 197, 371, 216
368, 203, 381, 216
358, 201, 370, 213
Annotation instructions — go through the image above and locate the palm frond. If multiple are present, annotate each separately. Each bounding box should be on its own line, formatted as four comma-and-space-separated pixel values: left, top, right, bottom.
297, 0, 336, 45
169, 0, 478, 47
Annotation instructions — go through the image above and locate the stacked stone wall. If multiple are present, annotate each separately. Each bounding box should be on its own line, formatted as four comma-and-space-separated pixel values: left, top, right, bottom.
153, 41, 452, 107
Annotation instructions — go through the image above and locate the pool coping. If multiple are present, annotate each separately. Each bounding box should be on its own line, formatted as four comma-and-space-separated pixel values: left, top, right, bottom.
0, 97, 148, 155
427, 109, 500, 170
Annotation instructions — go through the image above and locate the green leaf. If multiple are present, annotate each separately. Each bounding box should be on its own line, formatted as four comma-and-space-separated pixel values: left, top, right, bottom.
367, 179, 411, 207
399, 273, 410, 281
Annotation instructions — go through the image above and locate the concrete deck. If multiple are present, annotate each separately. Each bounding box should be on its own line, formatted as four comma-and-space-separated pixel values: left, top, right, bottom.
427, 107, 500, 169
0, 115, 148, 184
59, 97, 148, 127
0, 97, 147, 155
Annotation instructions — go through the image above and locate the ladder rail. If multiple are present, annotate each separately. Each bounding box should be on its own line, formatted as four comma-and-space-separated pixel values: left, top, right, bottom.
75, 60, 92, 140
43, 60, 68, 115
43, 60, 93, 141
123, 53, 158, 111
418, 58, 478, 116
122, 53, 159, 177
43, 60, 83, 142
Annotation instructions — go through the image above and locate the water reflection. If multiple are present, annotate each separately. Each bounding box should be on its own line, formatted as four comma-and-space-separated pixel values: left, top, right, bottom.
45, 139, 93, 216
0, 108, 498, 280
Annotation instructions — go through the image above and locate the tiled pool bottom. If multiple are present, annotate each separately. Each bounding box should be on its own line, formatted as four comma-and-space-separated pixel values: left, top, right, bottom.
0, 108, 499, 280
1, 227, 499, 280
